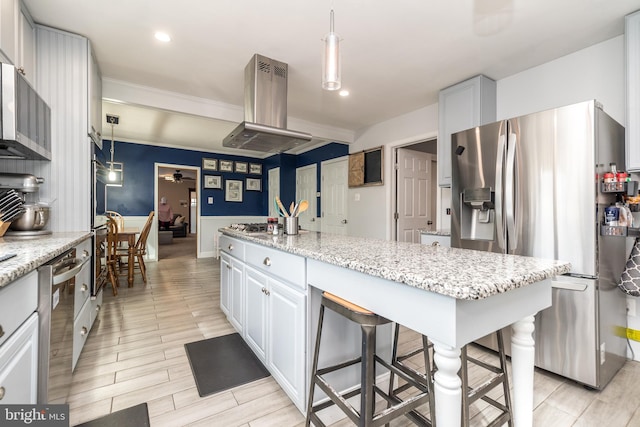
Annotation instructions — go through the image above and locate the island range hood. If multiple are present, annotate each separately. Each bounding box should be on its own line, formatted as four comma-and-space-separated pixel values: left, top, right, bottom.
222, 54, 312, 153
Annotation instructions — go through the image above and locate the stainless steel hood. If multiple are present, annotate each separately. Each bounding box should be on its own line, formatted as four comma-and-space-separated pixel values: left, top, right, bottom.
223, 54, 312, 153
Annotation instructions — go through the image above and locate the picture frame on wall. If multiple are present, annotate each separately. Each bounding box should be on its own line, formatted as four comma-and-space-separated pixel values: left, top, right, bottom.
246, 177, 261, 191
225, 179, 243, 202
219, 160, 233, 172
204, 175, 222, 189
249, 163, 262, 175
202, 158, 217, 171
235, 161, 248, 173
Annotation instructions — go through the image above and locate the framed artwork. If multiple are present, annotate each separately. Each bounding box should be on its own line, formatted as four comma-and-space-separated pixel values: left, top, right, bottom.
204, 175, 222, 189
249, 163, 262, 175
246, 177, 261, 191
235, 161, 248, 173
202, 158, 217, 171
220, 160, 233, 172
225, 179, 243, 202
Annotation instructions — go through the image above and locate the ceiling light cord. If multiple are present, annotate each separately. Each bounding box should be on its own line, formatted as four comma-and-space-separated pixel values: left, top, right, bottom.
108, 116, 117, 181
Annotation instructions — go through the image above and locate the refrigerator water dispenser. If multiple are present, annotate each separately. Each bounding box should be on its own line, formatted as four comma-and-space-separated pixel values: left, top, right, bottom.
460, 187, 495, 241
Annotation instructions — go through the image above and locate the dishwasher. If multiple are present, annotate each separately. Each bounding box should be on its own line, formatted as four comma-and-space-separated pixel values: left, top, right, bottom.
37, 247, 91, 403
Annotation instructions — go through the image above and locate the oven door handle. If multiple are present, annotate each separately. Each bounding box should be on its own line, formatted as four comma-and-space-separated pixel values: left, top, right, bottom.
52, 256, 90, 285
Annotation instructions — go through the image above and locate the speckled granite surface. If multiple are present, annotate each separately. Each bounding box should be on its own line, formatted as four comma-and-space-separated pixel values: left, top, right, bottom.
0, 232, 92, 287
220, 228, 570, 300
420, 229, 451, 236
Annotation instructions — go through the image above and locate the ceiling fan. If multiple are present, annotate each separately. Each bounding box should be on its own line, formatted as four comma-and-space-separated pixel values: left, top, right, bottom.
162, 169, 195, 183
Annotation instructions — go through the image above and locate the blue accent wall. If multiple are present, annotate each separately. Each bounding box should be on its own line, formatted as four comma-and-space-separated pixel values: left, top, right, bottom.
103, 141, 348, 217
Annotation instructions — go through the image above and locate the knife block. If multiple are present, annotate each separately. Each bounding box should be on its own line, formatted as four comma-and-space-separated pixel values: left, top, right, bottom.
0, 221, 10, 237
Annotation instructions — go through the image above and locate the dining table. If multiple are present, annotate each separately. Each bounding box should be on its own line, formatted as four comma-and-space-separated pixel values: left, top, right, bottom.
117, 227, 139, 287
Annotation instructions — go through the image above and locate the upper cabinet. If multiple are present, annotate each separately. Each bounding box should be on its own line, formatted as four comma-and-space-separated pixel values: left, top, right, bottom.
626, 10, 640, 172
0, 0, 36, 87
438, 75, 496, 187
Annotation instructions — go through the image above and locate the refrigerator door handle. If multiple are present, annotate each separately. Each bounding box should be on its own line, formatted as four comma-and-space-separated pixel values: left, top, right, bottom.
505, 130, 517, 251
495, 131, 507, 250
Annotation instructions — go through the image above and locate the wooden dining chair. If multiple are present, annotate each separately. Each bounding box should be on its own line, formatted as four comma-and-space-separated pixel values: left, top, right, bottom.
117, 211, 155, 284
105, 218, 120, 296
105, 210, 124, 231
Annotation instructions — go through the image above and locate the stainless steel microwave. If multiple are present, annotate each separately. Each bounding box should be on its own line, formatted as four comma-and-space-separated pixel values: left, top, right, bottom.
0, 63, 51, 160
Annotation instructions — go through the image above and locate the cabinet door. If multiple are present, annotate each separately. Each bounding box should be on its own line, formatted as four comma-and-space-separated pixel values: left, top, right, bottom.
88, 42, 102, 146
220, 253, 231, 315
267, 278, 306, 411
438, 75, 496, 187
72, 298, 91, 371
0, 0, 17, 64
229, 258, 244, 334
17, 4, 35, 87
244, 267, 267, 362
626, 11, 640, 171
0, 312, 38, 404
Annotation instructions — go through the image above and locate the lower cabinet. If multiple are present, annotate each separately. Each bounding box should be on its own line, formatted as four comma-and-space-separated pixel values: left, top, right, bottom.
244, 265, 306, 411
220, 252, 245, 334
0, 312, 38, 404
420, 233, 451, 247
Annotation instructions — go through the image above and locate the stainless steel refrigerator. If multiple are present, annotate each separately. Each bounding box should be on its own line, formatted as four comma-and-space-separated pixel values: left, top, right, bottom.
450, 100, 628, 389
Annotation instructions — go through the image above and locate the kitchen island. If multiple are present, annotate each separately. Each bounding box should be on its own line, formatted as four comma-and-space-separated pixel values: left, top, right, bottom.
219, 228, 570, 427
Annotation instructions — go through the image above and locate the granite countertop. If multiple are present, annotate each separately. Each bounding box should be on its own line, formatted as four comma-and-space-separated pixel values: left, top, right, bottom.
420, 229, 451, 236
0, 232, 92, 287
219, 228, 570, 300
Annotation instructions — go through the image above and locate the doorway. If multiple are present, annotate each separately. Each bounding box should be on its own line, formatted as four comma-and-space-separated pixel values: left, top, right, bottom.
321, 157, 348, 235
155, 163, 200, 260
393, 139, 438, 242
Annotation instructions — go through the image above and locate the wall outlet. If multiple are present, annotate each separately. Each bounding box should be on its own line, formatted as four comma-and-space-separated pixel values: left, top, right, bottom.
628, 298, 636, 317
208, 197, 213, 204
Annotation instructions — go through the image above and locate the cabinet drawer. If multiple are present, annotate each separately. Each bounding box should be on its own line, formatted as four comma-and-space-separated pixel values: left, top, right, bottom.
245, 243, 306, 290
0, 313, 38, 404
73, 257, 92, 319
220, 235, 245, 261
90, 288, 103, 329
72, 298, 91, 371
0, 271, 37, 347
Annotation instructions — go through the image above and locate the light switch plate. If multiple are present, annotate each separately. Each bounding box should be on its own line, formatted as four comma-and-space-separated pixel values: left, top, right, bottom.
208, 197, 213, 204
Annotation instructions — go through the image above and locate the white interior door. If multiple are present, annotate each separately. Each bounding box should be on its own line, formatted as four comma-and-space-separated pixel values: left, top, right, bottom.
296, 164, 317, 231
268, 167, 280, 218
396, 148, 436, 242
321, 157, 348, 235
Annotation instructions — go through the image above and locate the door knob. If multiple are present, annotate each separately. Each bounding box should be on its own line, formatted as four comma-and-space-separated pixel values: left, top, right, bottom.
427, 220, 433, 225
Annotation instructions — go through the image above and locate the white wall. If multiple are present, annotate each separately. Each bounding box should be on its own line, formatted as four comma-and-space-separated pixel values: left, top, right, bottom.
348, 104, 439, 240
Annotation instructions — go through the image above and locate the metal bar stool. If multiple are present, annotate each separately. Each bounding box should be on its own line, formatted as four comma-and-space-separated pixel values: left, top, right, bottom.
390, 326, 513, 427
306, 292, 433, 427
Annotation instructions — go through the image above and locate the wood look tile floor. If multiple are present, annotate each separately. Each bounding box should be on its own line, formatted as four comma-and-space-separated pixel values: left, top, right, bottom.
68, 234, 640, 426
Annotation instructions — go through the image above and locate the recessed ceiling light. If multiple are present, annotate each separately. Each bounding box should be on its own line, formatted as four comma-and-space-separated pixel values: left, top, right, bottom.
339, 90, 349, 97
155, 32, 171, 42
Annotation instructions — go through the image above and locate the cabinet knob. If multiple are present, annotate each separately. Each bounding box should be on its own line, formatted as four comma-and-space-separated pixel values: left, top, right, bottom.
264, 289, 270, 296
0, 386, 4, 400
17, 67, 25, 75
261, 287, 266, 294
81, 284, 88, 292
0, 324, 4, 339
263, 257, 271, 266
228, 244, 233, 251
83, 250, 90, 258
341, 219, 348, 224
80, 326, 88, 336
96, 305, 101, 312
431, 241, 440, 246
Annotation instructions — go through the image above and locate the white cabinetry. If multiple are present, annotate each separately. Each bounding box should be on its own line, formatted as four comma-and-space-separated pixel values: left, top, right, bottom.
626, 11, 640, 171
244, 265, 306, 411
438, 75, 496, 187
0, 0, 36, 86
88, 44, 102, 146
219, 234, 307, 412
0, 270, 38, 404
420, 233, 451, 247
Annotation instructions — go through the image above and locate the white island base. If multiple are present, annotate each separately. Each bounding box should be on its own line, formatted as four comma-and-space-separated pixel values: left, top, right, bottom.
307, 259, 551, 427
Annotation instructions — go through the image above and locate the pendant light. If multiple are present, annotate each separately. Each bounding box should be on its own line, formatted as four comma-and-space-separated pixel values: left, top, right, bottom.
106, 114, 124, 187
322, 8, 341, 91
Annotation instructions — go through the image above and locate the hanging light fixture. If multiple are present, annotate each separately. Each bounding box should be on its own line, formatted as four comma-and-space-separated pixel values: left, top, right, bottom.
106, 114, 124, 187
322, 7, 341, 91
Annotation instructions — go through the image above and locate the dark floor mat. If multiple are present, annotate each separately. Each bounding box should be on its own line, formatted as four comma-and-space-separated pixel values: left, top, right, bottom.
184, 333, 270, 397
75, 403, 149, 427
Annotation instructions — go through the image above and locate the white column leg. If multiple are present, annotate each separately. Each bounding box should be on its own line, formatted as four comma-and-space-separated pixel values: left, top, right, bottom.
431, 340, 462, 427
510, 315, 536, 427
